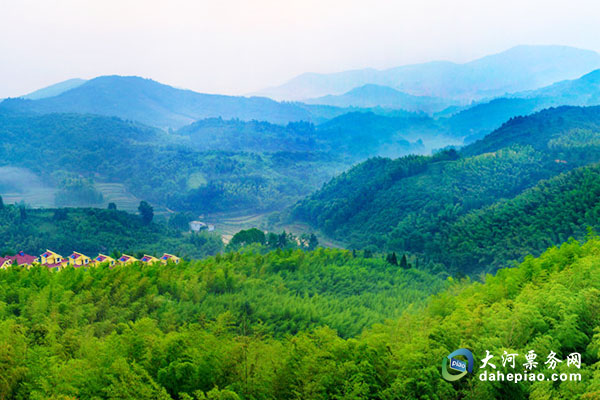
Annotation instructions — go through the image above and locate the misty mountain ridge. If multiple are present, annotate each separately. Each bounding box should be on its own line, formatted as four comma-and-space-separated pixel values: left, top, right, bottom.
21, 78, 87, 100
0, 76, 352, 129
304, 84, 458, 114
447, 68, 600, 142
256, 45, 600, 101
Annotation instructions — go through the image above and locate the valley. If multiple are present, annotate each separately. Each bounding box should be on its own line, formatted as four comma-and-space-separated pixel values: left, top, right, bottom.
3, 41, 600, 399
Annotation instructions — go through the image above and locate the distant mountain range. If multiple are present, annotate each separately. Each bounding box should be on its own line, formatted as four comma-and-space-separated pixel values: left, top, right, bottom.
256, 45, 600, 101
3, 46, 600, 149
303, 84, 457, 113
0, 76, 354, 129
447, 69, 600, 142
21, 78, 87, 100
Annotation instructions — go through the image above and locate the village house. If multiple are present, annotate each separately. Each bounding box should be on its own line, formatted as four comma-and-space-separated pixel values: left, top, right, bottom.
0, 257, 12, 269
40, 250, 68, 270
2, 249, 182, 271
94, 254, 116, 267
189, 221, 207, 231
190, 221, 215, 232
68, 251, 92, 267
140, 254, 159, 264
8, 251, 39, 268
161, 253, 181, 264
118, 254, 138, 265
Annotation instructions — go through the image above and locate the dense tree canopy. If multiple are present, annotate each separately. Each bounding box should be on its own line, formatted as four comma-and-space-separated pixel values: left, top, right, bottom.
0, 234, 599, 398
0, 205, 222, 259
292, 106, 600, 274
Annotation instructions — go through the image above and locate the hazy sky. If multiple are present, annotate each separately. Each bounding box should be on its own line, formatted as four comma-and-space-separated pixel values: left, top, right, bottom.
1, 0, 600, 98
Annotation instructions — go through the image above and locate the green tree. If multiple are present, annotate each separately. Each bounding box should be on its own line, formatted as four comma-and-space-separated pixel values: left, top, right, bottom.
53, 208, 68, 221
308, 233, 319, 250
108, 202, 117, 210
229, 228, 266, 248
19, 206, 26, 221
277, 232, 288, 248
386, 252, 398, 266
400, 254, 409, 269
138, 201, 154, 225
168, 212, 195, 231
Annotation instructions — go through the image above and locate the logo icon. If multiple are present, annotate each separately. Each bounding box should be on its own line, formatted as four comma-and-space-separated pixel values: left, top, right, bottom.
442, 348, 474, 381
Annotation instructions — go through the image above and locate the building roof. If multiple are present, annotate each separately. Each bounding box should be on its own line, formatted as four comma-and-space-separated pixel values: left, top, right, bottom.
43, 262, 64, 269
140, 255, 157, 262
7, 251, 37, 265
41, 250, 61, 258
118, 254, 137, 262
0, 257, 12, 266
95, 255, 108, 262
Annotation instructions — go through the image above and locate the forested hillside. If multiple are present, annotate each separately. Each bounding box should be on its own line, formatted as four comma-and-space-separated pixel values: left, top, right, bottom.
291, 106, 600, 274
462, 105, 600, 156
0, 233, 598, 398
0, 110, 346, 214
423, 163, 600, 273
443, 71, 600, 143
175, 112, 436, 159
0, 204, 223, 259
0, 246, 446, 399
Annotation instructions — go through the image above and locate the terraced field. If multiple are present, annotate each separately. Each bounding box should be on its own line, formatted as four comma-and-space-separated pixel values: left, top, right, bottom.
208, 212, 270, 236
1, 188, 56, 208
94, 183, 143, 212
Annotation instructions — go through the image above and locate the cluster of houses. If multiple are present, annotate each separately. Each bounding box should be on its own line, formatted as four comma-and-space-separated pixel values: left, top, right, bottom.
0, 250, 181, 271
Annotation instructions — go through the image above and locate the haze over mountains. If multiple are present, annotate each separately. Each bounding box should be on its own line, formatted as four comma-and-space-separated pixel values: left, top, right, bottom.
21, 78, 87, 100
447, 68, 600, 141
1, 76, 349, 129
3, 45, 600, 141
257, 45, 600, 101
4, 44, 600, 225
304, 84, 457, 113
290, 105, 600, 273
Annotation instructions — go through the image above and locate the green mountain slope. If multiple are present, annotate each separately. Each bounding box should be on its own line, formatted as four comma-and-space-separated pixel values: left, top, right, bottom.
0, 246, 446, 398
0, 204, 223, 259
519, 68, 600, 104
291, 106, 600, 273
462, 105, 600, 156
0, 110, 345, 214
428, 163, 600, 273
0, 230, 598, 398
447, 70, 600, 143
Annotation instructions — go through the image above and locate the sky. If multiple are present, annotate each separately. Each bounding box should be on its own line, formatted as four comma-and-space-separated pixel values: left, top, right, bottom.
1, 0, 600, 98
